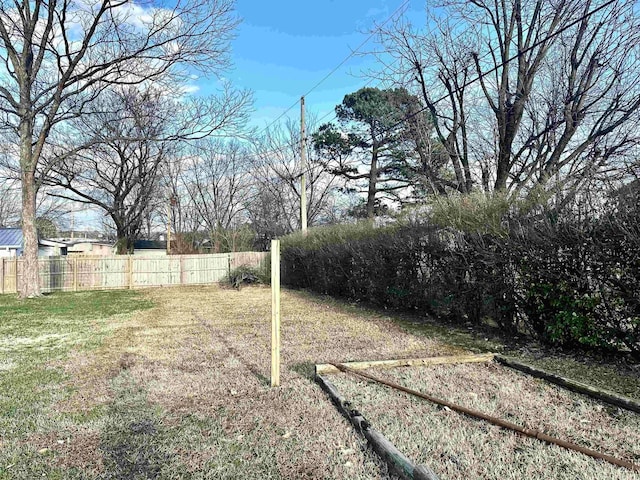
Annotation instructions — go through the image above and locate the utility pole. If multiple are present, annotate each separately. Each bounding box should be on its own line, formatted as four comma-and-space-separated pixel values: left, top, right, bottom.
300, 96, 308, 234
167, 196, 176, 255
167, 201, 171, 255
70, 207, 75, 239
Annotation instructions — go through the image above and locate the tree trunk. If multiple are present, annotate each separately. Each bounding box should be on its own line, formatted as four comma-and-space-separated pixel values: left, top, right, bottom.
367, 149, 378, 218
20, 170, 40, 298
494, 131, 515, 192
115, 224, 134, 255
494, 157, 510, 191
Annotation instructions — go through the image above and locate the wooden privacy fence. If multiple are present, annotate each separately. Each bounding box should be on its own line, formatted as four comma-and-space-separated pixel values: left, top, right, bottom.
0, 252, 268, 294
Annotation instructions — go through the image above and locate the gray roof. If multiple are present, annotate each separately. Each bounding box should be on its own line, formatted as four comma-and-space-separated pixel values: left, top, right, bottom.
0, 228, 23, 247
134, 239, 167, 250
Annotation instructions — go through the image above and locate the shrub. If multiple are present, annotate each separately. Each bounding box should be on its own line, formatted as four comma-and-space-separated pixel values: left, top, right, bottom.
281, 220, 519, 332
225, 265, 264, 289
280, 198, 640, 358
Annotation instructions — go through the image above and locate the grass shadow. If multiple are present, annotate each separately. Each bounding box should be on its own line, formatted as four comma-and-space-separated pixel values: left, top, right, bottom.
202, 320, 271, 387
287, 288, 640, 401
290, 361, 316, 381
98, 373, 187, 480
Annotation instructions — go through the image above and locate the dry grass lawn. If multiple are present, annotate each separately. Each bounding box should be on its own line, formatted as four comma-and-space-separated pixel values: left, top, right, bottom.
2, 285, 454, 479
2, 284, 638, 479
106, 285, 452, 478
330, 362, 640, 480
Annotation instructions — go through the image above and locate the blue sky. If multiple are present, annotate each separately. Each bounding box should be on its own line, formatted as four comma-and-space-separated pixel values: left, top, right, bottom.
199, 0, 425, 131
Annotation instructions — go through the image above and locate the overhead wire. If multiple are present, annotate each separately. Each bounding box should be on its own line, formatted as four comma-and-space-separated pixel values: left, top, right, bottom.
253, 40, 417, 166
255, 0, 617, 183
248, 5, 473, 166
252, 0, 410, 140
300, 0, 410, 100
250, 72, 388, 168
374, 0, 618, 137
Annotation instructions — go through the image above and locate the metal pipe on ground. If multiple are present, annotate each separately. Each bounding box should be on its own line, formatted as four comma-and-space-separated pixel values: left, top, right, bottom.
332, 363, 640, 473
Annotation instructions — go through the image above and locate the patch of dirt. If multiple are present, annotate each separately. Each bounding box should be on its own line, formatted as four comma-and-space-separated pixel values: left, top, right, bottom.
26, 428, 103, 474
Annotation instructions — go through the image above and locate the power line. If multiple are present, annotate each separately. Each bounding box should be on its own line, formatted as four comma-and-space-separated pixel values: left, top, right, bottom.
307, 15, 473, 130
275, 12, 469, 141
377, 0, 618, 137
300, 0, 410, 99
251, 55, 412, 167
253, 1, 617, 179
253, 0, 410, 139
253, 98, 301, 142
314, 75, 380, 126
249, 75, 388, 167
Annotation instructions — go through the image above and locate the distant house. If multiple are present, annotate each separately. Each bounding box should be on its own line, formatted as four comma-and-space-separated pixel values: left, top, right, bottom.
65, 240, 114, 256
133, 240, 167, 256
0, 228, 67, 257
0, 228, 22, 257
38, 239, 68, 257
58, 229, 107, 240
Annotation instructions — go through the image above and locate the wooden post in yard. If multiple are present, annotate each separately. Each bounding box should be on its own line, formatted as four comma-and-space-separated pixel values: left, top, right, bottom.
271, 239, 281, 387
180, 255, 185, 285
300, 96, 308, 235
0, 258, 4, 294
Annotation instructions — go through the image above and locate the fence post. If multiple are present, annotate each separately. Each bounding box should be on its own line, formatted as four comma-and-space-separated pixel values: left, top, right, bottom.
73, 257, 78, 292
15, 256, 18, 294
128, 255, 134, 289
271, 240, 281, 387
179, 255, 185, 285
0, 257, 4, 294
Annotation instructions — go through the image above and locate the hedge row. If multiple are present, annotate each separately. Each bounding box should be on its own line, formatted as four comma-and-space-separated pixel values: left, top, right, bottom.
281, 208, 640, 358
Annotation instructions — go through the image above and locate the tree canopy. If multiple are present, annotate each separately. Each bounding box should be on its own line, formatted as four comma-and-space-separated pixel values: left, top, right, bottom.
313, 87, 430, 217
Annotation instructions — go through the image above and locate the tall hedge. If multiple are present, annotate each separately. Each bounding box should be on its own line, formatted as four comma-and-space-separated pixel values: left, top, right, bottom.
281, 209, 640, 359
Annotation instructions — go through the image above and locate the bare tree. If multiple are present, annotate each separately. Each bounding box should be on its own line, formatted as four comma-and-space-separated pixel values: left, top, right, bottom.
0, 182, 19, 226
157, 155, 203, 250
250, 115, 344, 238
375, 18, 478, 194
45, 84, 250, 253
182, 139, 254, 252
376, 0, 640, 202
0, 0, 240, 296
0, 178, 74, 229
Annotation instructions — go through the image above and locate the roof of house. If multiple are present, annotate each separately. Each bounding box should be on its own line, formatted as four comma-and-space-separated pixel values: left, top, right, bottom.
0, 229, 69, 249
57, 239, 113, 247
40, 239, 68, 248
0, 228, 23, 247
134, 240, 167, 250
